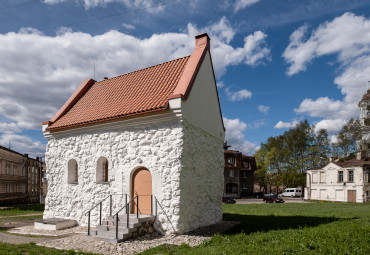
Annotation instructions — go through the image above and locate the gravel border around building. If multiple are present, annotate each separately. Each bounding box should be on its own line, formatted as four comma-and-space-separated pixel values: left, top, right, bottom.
9, 221, 239, 255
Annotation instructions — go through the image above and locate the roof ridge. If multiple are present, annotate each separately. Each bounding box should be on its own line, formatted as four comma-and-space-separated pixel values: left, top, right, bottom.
98, 55, 191, 83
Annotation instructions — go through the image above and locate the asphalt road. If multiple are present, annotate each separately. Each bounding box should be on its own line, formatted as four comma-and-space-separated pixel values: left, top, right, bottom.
235, 197, 307, 204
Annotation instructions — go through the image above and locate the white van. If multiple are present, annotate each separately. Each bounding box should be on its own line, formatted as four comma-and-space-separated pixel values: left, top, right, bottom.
281, 188, 302, 197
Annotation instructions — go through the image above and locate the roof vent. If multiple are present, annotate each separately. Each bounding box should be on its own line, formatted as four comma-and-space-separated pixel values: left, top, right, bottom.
104, 77, 108, 80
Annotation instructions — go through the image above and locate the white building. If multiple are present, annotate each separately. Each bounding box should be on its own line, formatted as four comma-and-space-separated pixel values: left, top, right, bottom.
358, 86, 370, 156
305, 87, 370, 203
305, 159, 370, 202
42, 33, 225, 234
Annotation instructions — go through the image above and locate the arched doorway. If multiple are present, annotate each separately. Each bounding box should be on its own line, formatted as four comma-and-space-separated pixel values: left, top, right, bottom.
131, 168, 152, 215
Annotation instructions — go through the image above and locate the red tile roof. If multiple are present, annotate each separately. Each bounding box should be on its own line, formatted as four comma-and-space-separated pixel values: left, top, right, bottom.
46, 34, 212, 132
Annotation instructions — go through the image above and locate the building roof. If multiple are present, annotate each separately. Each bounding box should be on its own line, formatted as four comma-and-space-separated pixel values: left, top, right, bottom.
333, 158, 370, 168
0, 144, 25, 157
224, 149, 241, 155
45, 33, 212, 132
360, 89, 370, 102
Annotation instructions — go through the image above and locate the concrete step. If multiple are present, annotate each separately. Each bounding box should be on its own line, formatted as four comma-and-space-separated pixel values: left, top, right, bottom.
89, 214, 156, 243
95, 225, 138, 234
101, 219, 140, 228
95, 227, 137, 238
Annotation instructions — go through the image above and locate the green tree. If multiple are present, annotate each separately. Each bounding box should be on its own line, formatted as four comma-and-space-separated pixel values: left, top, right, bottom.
254, 120, 332, 193
333, 118, 362, 158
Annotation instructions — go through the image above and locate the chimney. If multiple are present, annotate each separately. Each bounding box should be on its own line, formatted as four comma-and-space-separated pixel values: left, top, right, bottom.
329, 157, 339, 162
357, 151, 365, 160
195, 33, 210, 49
104, 77, 108, 80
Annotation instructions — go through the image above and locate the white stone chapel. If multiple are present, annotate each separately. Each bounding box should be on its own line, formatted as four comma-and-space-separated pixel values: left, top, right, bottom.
42, 33, 225, 234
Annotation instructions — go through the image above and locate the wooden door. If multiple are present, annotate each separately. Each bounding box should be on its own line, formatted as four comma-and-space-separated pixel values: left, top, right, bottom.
131, 168, 152, 215
347, 190, 356, 202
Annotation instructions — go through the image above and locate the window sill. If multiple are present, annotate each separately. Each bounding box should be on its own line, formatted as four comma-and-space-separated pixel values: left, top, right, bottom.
96, 181, 110, 184
68, 182, 78, 185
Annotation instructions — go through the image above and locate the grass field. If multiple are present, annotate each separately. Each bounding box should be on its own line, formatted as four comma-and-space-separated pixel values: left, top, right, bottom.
0, 202, 369, 254
0, 204, 44, 216
140, 202, 370, 255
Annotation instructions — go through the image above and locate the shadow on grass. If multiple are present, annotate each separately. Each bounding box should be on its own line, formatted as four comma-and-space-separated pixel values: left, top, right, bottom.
222, 213, 340, 235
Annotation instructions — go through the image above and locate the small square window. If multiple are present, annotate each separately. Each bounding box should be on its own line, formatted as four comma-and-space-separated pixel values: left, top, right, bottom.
228, 157, 235, 165
243, 161, 250, 168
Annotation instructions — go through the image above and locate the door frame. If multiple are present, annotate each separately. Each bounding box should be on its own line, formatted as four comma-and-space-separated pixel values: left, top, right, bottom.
130, 167, 152, 214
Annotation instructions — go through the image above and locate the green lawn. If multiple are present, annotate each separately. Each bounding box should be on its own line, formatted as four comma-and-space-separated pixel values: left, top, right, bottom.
140, 202, 370, 255
0, 202, 369, 254
0, 204, 44, 216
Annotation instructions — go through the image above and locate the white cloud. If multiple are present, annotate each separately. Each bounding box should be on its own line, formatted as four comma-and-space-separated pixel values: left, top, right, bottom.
252, 119, 266, 128
0, 17, 270, 131
192, 19, 270, 77
314, 119, 346, 134
43, 0, 165, 12
283, 12, 370, 134
223, 117, 258, 155
294, 97, 357, 119
283, 13, 370, 76
274, 120, 299, 129
217, 81, 226, 88
122, 23, 135, 30
234, 0, 260, 13
258, 105, 269, 114
0, 133, 46, 158
0, 123, 21, 134
225, 88, 252, 101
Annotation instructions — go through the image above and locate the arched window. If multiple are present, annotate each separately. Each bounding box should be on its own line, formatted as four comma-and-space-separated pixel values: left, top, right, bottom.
68, 159, 78, 184
96, 157, 109, 183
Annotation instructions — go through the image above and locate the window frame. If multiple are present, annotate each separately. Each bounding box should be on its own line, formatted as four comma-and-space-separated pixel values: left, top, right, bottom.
96, 156, 110, 184
229, 169, 234, 178
348, 170, 354, 183
67, 159, 79, 184
243, 161, 250, 169
228, 157, 235, 166
5, 163, 11, 175
338, 171, 343, 183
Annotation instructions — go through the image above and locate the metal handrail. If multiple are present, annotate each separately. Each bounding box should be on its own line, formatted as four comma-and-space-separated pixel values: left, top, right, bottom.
86, 194, 158, 239
112, 195, 138, 239
85, 193, 128, 236
112, 194, 155, 239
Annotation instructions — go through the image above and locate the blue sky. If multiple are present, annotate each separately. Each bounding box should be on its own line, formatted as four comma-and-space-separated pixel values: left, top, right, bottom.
1, 0, 370, 158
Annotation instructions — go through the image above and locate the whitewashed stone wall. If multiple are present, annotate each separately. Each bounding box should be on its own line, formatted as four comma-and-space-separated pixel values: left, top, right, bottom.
44, 117, 224, 234
175, 120, 224, 233
44, 119, 184, 232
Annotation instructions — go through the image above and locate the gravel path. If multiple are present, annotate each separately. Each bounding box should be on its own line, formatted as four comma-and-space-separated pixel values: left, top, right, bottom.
39, 221, 239, 255
7, 221, 239, 254
0, 231, 60, 245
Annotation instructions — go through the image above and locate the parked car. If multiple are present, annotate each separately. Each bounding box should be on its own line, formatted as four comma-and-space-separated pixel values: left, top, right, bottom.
222, 197, 236, 204
263, 194, 285, 203
253, 192, 264, 199
281, 188, 302, 197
